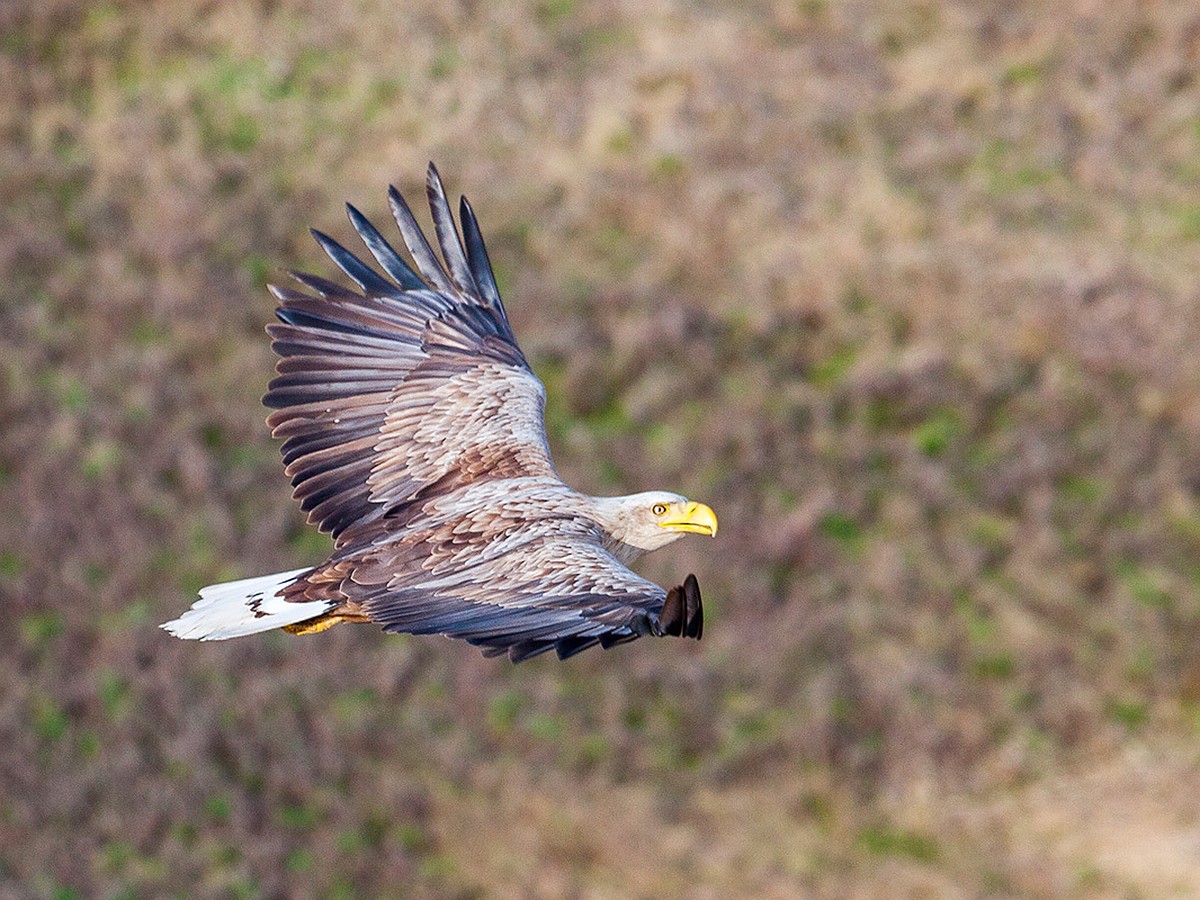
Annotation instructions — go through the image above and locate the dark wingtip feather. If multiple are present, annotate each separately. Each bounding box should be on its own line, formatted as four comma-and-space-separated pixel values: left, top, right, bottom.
344, 203, 427, 291
458, 194, 506, 316
425, 163, 481, 296
387, 184, 454, 293
659, 586, 684, 637
310, 228, 397, 297
658, 575, 703, 640
683, 574, 703, 640
286, 269, 357, 298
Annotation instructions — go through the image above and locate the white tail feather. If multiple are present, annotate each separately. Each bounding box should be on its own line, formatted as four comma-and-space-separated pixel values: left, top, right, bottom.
161, 568, 334, 641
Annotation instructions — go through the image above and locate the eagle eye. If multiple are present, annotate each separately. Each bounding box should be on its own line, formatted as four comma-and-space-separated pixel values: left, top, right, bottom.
652, 503, 668, 516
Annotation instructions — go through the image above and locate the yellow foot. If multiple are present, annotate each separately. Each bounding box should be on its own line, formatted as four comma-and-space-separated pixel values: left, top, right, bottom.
282, 614, 346, 636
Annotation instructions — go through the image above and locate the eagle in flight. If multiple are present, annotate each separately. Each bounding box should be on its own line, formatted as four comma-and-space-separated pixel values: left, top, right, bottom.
162, 164, 717, 662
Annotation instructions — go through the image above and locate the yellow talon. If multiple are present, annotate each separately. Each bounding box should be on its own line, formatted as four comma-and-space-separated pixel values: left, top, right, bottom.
283, 614, 347, 635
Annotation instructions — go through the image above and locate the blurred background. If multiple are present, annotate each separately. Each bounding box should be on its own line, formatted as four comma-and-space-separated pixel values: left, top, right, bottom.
5, 1, 1200, 897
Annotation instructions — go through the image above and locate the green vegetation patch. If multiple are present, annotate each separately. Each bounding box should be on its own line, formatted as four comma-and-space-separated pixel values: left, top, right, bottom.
0, 551, 23, 580
912, 408, 964, 457
20, 611, 64, 648
808, 346, 857, 389
857, 824, 940, 862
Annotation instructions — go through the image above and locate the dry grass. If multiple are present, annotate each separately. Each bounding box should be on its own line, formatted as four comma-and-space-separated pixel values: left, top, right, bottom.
6, 0, 1200, 896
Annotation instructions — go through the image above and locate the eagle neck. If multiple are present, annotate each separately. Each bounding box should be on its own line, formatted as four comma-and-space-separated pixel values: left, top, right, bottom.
583, 494, 648, 565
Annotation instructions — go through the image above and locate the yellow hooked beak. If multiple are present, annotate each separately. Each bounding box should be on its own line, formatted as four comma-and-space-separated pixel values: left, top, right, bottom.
658, 501, 718, 537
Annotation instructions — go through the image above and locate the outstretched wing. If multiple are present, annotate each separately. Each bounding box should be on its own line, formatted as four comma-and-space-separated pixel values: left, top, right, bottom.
263, 164, 556, 546
289, 491, 705, 662
365, 537, 674, 662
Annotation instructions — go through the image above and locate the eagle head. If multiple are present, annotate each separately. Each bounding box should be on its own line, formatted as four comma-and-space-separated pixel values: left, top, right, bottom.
590, 491, 718, 554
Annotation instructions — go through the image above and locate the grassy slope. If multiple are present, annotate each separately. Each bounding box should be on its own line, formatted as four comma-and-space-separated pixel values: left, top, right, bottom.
5, 1, 1200, 896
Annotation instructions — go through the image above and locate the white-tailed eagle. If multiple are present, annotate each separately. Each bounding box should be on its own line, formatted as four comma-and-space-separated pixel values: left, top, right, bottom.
162, 164, 717, 662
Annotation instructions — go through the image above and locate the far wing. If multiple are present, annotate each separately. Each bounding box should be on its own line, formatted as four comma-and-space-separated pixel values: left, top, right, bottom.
263, 164, 556, 546
298, 506, 704, 661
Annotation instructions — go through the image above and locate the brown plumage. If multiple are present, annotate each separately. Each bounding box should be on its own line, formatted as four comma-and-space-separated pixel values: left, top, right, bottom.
161, 164, 717, 662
